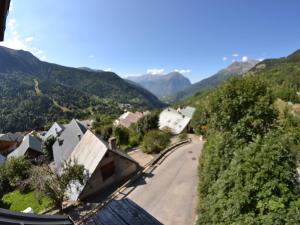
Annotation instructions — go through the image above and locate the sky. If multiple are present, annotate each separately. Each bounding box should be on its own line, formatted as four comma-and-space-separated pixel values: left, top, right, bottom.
2, 0, 300, 83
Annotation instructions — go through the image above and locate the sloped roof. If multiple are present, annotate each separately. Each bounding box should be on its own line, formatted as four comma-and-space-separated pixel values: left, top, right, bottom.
0, 208, 73, 225
8, 135, 42, 158
0, 132, 23, 142
179, 106, 196, 118
67, 130, 137, 200
44, 122, 65, 140
159, 107, 194, 134
115, 111, 145, 128
53, 119, 87, 172
86, 198, 162, 225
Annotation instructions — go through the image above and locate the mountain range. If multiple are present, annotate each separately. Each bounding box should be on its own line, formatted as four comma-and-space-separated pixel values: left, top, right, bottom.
0, 46, 163, 132
178, 49, 300, 108
172, 60, 259, 101
127, 72, 191, 99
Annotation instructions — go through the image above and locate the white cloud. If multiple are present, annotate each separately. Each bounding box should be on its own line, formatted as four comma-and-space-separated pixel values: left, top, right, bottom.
232, 59, 236, 62
0, 18, 47, 60
242, 56, 248, 62
7, 18, 16, 30
36, 50, 43, 55
25, 36, 34, 42
232, 53, 239, 57
88, 54, 95, 58
10, 2, 14, 11
257, 58, 264, 62
222, 56, 228, 61
104, 68, 112, 72
174, 69, 191, 74
147, 68, 165, 75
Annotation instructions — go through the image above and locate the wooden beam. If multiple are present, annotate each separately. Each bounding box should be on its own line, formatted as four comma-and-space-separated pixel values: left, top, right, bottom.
0, 0, 11, 41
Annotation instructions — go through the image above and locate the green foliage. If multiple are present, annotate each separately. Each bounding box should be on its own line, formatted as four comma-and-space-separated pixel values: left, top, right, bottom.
187, 68, 300, 224
198, 129, 300, 224
61, 161, 88, 187
3, 157, 32, 189
136, 113, 159, 137
178, 132, 188, 141
208, 76, 277, 142
113, 126, 130, 146
42, 137, 56, 161
141, 130, 171, 154
1, 190, 52, 213
30, 162, 88, 211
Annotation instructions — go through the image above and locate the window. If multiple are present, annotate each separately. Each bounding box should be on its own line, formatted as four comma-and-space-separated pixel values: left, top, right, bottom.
100, 161, 115, 181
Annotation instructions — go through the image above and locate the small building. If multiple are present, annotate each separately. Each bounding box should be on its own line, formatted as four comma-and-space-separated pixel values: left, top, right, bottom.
43, 122, 65, 140
0, 132, 24, 156
67, 130, 139, 201
53, 119, 87, 173
159, 106, 196, 134
7, 135, 43, 159
114, 111, 149, 128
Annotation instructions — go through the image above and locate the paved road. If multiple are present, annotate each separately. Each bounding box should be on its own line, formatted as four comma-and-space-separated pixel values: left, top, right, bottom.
119, 136, 203, 225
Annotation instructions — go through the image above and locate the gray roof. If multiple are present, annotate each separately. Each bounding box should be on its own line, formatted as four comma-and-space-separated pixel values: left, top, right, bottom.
0, 132, 24, 142
8, 135, 42, 158
53, 119, 87, 173
44, 122, 65, 140
180, 106, 196, 118
86, 199, 162, 225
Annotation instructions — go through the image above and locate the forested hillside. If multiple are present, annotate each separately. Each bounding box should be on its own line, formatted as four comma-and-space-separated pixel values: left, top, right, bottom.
178, 50, 300, 224
248, 50, 300, 103
0, 46, 163, 132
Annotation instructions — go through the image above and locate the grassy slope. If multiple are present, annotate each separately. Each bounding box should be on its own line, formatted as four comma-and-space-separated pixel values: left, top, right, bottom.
1, 190, 52, 213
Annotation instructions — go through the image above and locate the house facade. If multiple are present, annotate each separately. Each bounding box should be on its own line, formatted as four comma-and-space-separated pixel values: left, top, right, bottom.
67, 130, 139, 201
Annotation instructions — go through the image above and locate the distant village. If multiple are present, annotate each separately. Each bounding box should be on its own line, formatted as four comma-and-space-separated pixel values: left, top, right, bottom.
0, 106, 195, 210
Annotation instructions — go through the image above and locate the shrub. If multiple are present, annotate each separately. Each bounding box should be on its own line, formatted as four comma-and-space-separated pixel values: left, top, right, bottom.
178, 132, 188, 141
141, 130, 171, 154
113, 126, 129, 146
136, 113, 159, 136
42, 136, 56, 161
4, 157, 32, 189
30, 161, 88, 211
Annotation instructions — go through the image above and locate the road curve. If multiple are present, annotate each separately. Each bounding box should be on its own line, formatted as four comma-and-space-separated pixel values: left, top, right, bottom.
120, 136, 203, 225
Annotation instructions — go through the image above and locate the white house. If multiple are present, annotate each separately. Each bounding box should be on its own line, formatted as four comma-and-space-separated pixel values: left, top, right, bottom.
159, 106, 196, 134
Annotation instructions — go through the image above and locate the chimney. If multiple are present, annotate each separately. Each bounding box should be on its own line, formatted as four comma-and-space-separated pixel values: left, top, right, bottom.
55, 128, 61, 137
108, 137, 117, 150
58, 138, 64, 146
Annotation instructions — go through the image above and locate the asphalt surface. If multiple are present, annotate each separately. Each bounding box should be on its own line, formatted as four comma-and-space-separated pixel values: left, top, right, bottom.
120, 136, 203, 225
